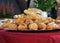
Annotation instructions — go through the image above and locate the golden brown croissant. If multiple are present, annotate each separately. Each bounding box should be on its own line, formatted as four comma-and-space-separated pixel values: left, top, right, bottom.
35, 19, 43, 25
42, 17, 55, 24
29, 23, 38, 30
4, 19, 13, 23
8, 23, 17, 30
47, 22, 59, 30
38, 23, 46, 30
55, 20, 60, 24
14, 18, 24, 25
24, 8, 42, 15
18, 23, 27, 30
25, 18, 33, 25
1, 23, 10, 28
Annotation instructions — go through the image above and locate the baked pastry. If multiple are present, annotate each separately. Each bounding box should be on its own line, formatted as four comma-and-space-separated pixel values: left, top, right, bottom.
42, 17, 55, 24
29, 23, 38, 30
14, 18, 24, 25
25, 18, 33, 25
13, 14, 26, 21
18, 14, 26, 19
55, 20, 60, 24
1, 23, 10, 28
56, 16, 60, 20
24, 8, 42, 20
47, 22, 59, 30
42, 18, 49, 24
13, 15, 19, 19
35, 19, 42, 24
8, 23, 17, 30
24, 8, 42, 15
4, 19, 13, 23
2, 8, 60, 31
35, 14, 42, 19
38, 23, 46, 30
26, 15, 36, 20
18, 23, 27, 30
47, 17, 55, 22
28, 8, 42, 14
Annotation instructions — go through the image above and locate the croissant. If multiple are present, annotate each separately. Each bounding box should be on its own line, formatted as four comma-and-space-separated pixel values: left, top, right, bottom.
8, 24, 17, 30
29, 23, 38, 30
18, 23, 27, 30
4, 19, 13, 23
1, 23, 10, 28
42, 17, 55, 24
14, 18, 24, 25
55, 20, 60, 24
24, 8, 42, 15
47, 22, 59, 30
25, 18, 33, 25
38, 23, 46, 30
35, 19, 43, 25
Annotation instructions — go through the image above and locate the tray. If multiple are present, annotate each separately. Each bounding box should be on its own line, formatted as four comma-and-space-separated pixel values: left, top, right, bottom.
7, 29, 60, 33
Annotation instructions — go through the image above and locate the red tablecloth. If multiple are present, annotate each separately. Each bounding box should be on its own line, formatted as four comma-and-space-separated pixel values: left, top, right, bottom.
0, 30, 60, 43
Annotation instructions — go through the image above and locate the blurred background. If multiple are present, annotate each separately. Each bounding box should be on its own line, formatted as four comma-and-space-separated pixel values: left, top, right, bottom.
0, 0, 59, 19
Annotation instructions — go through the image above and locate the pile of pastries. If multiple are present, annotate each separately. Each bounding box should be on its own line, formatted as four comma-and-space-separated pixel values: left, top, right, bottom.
0, 8, 60, 30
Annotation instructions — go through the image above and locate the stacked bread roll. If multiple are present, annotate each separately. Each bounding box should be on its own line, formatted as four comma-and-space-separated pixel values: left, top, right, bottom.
0, 8, 60, 30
